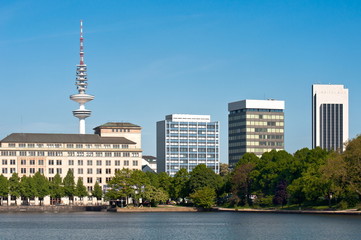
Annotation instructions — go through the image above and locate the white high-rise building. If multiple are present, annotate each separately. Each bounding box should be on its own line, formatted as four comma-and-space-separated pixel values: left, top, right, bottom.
312, 84, 349, 152
157, 114, 220, 176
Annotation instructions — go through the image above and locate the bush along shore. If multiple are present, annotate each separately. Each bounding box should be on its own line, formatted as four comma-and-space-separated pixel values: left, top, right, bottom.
1, 136, 361, 212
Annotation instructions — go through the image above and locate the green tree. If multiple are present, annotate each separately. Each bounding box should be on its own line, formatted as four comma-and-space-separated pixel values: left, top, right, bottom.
9, 173, 21, 205
92, 182, 103, 201
189, 164, 223, 194
231, 160, 255, 206
143, 185, 169, 207
157, 172, 171, 195
75, 177, 88, 200
219, 163, 230, 177
63, 170, 76, 204
33, 172, 49, 206
189, 187, 216, 209
145, 172, 160, 188
129, 170, 150, 205
105, 168, 133, 203
170, 168, 190, 202
20, 175, 36, 205
0, 175, 9, 205
50, 173, 64, 204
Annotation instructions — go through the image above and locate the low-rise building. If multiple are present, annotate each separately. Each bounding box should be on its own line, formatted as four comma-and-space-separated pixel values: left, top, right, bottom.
0, 122, 142, 205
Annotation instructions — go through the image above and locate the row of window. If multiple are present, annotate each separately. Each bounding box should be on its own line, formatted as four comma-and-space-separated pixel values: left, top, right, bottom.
2, 163, 138, 175
2, 159, 138, 167
168, 147, 218, 152
1, 151, 139, 157
7, 143, 130, 149
166, 154, 217, 158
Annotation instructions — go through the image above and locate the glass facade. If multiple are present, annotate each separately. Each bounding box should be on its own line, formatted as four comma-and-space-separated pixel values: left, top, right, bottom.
228, 104, 285, 167
157, 115, 220, 176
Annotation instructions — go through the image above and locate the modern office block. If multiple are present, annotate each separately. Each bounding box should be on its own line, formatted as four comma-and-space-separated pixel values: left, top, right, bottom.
228, 99, 285, 166
312, 84, 348, 152
157, 114, 220, 176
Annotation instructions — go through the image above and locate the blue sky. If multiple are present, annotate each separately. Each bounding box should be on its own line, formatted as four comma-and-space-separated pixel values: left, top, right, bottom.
1, 0, 361, 163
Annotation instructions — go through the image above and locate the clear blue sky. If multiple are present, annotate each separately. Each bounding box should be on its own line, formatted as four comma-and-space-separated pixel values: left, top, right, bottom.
1, 0, 361, 163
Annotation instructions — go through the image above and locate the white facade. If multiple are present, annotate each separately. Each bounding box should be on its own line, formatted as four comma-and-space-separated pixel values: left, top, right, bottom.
157, 114, 220, 176
312, 84, 349, 151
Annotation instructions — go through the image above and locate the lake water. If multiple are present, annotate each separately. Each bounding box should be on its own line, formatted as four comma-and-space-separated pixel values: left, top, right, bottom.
0, 212, 360, 239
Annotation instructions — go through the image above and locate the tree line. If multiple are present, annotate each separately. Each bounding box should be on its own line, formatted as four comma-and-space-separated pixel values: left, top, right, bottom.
1, 135, 360, 209
0, 170, 102, 206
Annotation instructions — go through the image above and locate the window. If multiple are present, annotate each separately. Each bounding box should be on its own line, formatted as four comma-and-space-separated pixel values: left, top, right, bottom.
77, 152, 84, 157
38, 151, 45, 157
2, 168, 7, 174
68, 152, 75, 157
124, 160, 129, 166
38, 160, 44, 165
96, 160, 102, 166
96, 168, 102, 174
105, 152, 112, 157
132, 160, 138, 166
68, 160, 74, 166
115, 160, 120, 166
87, 186, 93, 192
87, 160, 93, 166
78, 160, 83, 166
10, 168, 16, 173
19, 151, 26, 156
114, 152, 122, 157
76, 144, 83, 148
21, 168, 27, 174
56, 160, 62, 165
19, 143, 26, 148
122, 145, 129, 149
105, 168, 111, 174
105, 160, 111, 166
10, 159, 15, 165
104, 144, 111, 149
29, 160, 35, 165
132, 152, 139, 157
30, 168, 35, 174
96, 177, 102, 183
68, 168, 74, 173
48, 160, 54, 165
49, 168, 54, 174
87, 177, 93, 184
85, 144, 92, 149
8, 143, 16, 147
123, 152, 130, 157
96, 152, 103, 157
87, 168, 93, 174
2, 159, 7, 165
37, 144, 44, 148
28, 151, 36, 156
106, 177, 111, 183
113, 144, 120, 149
38, 168, 44, 174
21, 160, 26, 165
67, 144, 74, 148
86, 152, 93, 157
78, 168, 83, 174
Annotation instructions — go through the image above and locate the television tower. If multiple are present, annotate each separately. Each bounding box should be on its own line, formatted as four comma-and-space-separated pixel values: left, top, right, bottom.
70, 20, 94, 134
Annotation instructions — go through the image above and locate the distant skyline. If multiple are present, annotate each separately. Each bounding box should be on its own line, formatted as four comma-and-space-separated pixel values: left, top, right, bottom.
1, 0, 361, 163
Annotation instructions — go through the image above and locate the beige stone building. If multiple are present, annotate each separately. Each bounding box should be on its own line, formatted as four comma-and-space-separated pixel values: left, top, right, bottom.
0, 122, 142, 205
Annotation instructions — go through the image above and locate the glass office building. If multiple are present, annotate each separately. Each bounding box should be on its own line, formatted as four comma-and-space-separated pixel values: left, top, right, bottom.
228, 99, 285, 167
157, 114, 220, 176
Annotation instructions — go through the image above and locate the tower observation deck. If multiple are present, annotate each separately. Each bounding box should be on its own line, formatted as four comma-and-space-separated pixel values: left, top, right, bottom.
70, 20, 94, 134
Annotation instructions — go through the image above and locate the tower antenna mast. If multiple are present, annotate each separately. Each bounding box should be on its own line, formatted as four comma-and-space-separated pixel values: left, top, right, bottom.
70, 20, 95, 134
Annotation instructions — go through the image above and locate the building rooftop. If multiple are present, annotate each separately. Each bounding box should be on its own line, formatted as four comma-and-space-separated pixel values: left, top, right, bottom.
1, 133, 136, 144
93, 122, 141, 129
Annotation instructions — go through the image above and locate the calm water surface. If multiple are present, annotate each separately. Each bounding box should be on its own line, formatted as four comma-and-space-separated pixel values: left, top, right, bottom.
0, 212, 360, 240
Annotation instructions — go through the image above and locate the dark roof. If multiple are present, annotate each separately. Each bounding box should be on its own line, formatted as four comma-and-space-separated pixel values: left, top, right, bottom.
142, 165, 156, 173
143, 155, 156, 160
93, 122, 141, 129
1, 133, 136, 144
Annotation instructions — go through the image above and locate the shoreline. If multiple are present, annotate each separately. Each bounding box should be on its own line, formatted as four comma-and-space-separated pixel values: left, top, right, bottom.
0, 205, 360, 215
216, 207, 361, 215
